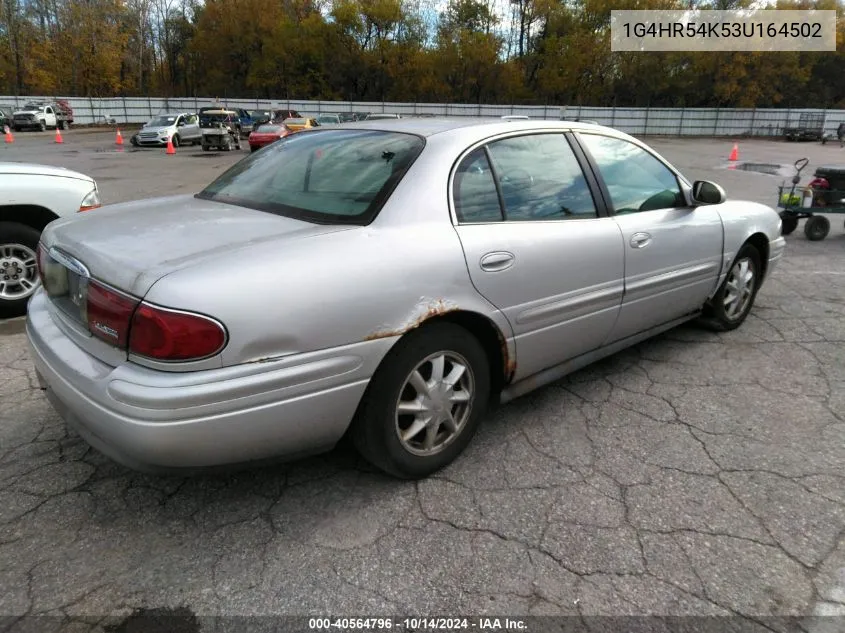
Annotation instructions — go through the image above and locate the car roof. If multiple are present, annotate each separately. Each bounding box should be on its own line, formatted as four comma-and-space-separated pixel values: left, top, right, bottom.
333, 117, 614, 138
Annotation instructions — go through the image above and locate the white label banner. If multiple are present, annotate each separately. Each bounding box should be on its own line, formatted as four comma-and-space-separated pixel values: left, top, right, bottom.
610, 10, 837, 52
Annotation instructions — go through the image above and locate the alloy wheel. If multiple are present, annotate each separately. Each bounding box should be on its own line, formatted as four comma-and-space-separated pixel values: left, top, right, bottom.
723, 256, 755, 320
395, 351, 475, 456
0, 243, 39, 301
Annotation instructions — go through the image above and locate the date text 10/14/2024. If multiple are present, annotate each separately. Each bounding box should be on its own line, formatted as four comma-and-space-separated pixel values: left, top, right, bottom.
308, 618, 528, 631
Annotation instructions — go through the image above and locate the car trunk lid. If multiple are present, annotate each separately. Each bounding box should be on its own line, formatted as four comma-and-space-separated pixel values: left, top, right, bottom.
41, 194, 353, 297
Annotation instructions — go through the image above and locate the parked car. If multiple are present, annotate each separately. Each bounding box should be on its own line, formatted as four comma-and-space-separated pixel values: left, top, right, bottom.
272, 109, 302, 122
248, 123, 293, 152
365, 113, 401, 120
130, 112, 201, 147
199, 106, 257, 138
200, 109, 241, 151
250, 110, 275, 128
27, 119, 784, 478
12, 102, 72, 131
0, 104, 14, 130
0, 163, 99, 317
282, 117, 318, 131
316, 113, 342, 126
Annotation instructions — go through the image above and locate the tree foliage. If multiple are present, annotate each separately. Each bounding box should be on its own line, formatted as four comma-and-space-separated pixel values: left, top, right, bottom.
0, 0, 843, 107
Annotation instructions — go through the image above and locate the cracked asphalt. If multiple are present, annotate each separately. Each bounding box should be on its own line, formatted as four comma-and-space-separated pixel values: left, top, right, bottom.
0, 132, 844, 630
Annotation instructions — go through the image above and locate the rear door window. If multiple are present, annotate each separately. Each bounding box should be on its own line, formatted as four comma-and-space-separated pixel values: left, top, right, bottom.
485, 134, 597, 221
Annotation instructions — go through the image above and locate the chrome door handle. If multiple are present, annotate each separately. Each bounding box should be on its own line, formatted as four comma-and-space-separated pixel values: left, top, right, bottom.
480, 251, 515, 272
630, 232, 652, 248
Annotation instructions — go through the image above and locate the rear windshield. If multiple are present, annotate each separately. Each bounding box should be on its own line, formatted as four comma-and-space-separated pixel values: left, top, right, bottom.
196, 129, 424, 225
256, 124, 282, 133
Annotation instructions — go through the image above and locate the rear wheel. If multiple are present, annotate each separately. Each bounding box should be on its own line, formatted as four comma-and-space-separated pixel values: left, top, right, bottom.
0, 222, 41, 319
699, 243, 761, 332
351, 322, 491, 479
804, 215, 830, 241
59, 120, 68, 130
202, 143, 210, 151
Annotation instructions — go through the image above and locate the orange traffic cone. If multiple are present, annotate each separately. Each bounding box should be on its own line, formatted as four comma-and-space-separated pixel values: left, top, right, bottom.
115, 128, 123, 145
54, 127, 63, 144
4, 126, 13, 144
728, 143, 738, 161
166, 136, 176, 155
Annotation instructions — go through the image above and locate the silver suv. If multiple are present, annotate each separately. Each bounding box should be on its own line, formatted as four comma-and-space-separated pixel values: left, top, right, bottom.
131, 112, 201, 147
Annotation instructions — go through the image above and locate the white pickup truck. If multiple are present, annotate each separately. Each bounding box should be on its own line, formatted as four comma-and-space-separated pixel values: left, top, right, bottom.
12, 102, 72, 131
0, 163, 100, 317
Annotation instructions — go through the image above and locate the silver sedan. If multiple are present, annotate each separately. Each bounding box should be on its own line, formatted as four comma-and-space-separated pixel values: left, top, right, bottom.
27, 119, 786, 478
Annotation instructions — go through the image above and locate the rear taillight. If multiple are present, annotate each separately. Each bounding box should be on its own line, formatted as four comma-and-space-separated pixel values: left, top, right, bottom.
86, 281, 138, 348
129, 304, 227, 361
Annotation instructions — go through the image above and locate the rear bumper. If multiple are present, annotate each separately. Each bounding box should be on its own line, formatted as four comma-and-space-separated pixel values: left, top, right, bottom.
26, 290, 386, 472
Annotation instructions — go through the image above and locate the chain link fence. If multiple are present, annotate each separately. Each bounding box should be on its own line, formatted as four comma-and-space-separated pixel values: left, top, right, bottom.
2, 95, 844, 137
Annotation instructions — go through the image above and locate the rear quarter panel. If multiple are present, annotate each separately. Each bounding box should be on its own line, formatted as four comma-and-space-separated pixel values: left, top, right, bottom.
142, 218, 511, 370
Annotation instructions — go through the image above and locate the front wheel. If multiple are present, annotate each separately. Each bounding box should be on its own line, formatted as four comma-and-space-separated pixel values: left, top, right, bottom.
0, 222, 42, 318
804, 215, 830, 241
172, 134, 180, 148
351, 322, 491, 479
201, 143, 210, 151
39, 120, 46, 132
699, 243, 762, 332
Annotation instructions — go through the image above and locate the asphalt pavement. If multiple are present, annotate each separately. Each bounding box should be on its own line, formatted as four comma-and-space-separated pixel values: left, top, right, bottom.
0, 129, 843, 631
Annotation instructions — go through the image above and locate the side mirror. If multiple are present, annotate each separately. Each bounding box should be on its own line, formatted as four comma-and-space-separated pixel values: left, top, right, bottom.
691, 181, 726, 205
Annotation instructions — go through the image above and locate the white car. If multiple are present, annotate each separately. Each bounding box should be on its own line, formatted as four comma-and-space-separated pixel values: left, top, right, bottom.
0, 163, 100, 318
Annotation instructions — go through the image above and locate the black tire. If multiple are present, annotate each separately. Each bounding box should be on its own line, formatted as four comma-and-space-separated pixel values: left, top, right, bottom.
250, 146, 257, 153
351, 322, 491, 479
0, 222, 42, 319
38, 120, 46, 132
13, 126, 20, 132
699, 243, 762, 332
130, 135, 139, 147
804, 215, 830, 241
59, 120, 68, 130
172, 134, 180, 148
780, 212, 799, 235
202, 144, 210, 151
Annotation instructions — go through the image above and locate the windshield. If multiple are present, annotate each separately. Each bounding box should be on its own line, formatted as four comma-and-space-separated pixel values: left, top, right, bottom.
256, 124, 283, 133
318, 115, 339, 123
148, 116, 177, 127
285, 118, 307, 125
252, 110, 271, 118
196, 129, 424, 225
